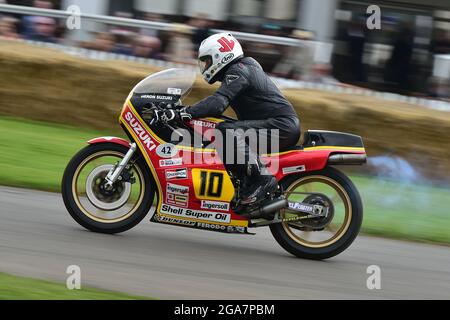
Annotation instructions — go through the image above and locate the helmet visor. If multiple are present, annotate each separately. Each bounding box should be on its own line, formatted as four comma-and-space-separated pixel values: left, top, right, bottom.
198, 55, 212, 74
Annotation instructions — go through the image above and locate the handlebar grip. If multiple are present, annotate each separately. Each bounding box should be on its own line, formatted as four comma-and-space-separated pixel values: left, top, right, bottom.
166, 123, 184, 138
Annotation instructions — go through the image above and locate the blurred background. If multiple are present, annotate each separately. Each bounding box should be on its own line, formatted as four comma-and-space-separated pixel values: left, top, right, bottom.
0, 1, 449, 245
0, 0, 449, 98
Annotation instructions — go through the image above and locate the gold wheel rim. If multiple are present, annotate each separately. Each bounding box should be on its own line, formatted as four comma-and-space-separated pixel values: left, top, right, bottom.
71, 151, 145, 223
282, 175, 352, 248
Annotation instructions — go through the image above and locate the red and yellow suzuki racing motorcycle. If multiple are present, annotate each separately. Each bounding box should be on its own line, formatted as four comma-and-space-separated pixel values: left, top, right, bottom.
62, 68, 367, 260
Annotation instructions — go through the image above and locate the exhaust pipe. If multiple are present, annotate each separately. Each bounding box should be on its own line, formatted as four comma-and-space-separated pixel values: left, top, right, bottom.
243, 198, 288, 218
328, 154, 367, 165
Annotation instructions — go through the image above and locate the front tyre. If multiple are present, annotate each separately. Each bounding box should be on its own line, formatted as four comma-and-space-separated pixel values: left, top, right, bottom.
270, 167, 363, 260
62, 143, 155, 234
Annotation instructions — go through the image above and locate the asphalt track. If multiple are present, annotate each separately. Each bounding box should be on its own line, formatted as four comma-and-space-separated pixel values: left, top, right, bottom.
0, 186, 449, 299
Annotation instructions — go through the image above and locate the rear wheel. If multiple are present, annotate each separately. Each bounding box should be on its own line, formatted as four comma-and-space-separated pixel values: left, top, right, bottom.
62, 143, 155, 234
270, 167, 363, 260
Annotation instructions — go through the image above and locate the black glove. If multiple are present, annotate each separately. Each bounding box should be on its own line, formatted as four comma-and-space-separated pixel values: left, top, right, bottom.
153, 107, 192, 124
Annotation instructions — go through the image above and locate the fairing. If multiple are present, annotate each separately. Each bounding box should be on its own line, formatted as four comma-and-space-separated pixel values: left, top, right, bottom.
109, 69, 367, 234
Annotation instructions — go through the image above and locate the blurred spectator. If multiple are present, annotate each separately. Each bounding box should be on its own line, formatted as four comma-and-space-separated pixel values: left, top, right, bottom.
81, 32, 115, 52
110, 29, 134, 55
28, 15, 57, 42
133, 35, 162, 59
272, 30, 315, 80
244, 23, 284, 72
384, 25, 414, 93
138, 12, 170, 57
22, 0, 55, 39
110, 11, 137, 35
346, 20, 367, 83
1, 0, 446, 99
260, 21, 284, 37
431, 29, 450, 54
140, 12, 165, 38
106, 11, 137, 55
164, 23, 196, 64
189, 14, 212, 50
0, 15, 20, 40
427, 30, 450, 99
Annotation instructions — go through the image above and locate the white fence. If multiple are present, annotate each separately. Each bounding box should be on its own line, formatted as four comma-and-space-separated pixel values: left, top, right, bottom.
1, 3, 449, 111
0, 3, 302, 46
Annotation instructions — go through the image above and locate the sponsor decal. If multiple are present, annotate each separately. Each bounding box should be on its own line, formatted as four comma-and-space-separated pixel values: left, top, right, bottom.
225, 74, 239, 85
166, 183, 189, 195
160, 204, 231, 223
201, 200, 229, 212
155, 214, 196, 227
155, 215, 245, 233
191, 119, 217, 129
156, 143, 178, 158
221, 53, 235, 64
196, 222, 246, 233
288, 202, 314, 213
166, 193, 188, 207
167, 87, 182, 95
166, 183, 189, 207
140, 94, 174, 101
196, 222, 228, 231
124, 111, 157, 151
159, 158, 183, 167
227, 226, 246, 233
165, 168, 188, 180
282, 165, 306, 175
218, 37, 235, 52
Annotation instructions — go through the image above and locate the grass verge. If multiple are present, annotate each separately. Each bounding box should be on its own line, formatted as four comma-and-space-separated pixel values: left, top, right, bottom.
0, 116, 449, 244
0, 116, 121, 191
0, 272, 150, 300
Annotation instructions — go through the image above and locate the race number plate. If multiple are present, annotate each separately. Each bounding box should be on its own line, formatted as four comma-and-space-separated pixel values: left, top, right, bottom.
191, 169, 234, 202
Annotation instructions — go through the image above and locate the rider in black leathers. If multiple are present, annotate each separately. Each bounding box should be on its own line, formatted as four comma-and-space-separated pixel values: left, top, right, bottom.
157, 33, 301, 205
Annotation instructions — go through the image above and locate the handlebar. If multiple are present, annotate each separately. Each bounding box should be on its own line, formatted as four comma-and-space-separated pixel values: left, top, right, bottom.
145, 103, 185, 137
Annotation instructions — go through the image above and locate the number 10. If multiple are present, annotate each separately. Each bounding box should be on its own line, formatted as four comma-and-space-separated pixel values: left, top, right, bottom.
199, 171, 224, 198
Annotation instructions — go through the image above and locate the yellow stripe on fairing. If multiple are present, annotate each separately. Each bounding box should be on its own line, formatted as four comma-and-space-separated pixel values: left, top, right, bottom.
204, 117, 225, 123
303, 146, 365, 152
262, 146, 365, 156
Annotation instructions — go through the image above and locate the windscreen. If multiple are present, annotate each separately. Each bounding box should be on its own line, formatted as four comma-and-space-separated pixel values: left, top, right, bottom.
131, 68, 197, 101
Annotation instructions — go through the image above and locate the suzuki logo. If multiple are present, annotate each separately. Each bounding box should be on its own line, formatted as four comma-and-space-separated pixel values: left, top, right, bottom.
125, 111, 156, 151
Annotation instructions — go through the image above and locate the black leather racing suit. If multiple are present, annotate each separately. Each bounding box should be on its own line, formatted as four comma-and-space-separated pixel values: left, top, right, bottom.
186, 57, 301, 177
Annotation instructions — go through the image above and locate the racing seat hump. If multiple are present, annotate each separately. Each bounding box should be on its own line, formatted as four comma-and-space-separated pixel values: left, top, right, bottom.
301, 130, 364, 149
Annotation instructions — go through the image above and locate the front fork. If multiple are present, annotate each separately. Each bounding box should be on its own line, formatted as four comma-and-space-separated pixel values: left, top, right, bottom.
104, 143, 137, 189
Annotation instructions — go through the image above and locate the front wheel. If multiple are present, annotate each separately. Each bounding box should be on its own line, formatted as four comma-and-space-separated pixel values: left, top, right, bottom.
270, 167, 363, 260
62, 143, 155, 234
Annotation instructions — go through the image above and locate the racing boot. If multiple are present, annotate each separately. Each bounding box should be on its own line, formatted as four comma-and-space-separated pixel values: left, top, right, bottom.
239, 162, 278, 205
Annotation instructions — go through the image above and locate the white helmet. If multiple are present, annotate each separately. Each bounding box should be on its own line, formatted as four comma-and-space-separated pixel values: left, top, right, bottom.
198, 32, 244, 84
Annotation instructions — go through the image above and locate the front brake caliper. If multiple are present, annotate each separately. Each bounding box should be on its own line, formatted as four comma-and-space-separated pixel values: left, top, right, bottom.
120, 166, 136, 184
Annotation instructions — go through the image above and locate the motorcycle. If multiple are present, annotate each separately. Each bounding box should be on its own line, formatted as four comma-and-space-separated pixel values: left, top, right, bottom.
62, 68, 366, 260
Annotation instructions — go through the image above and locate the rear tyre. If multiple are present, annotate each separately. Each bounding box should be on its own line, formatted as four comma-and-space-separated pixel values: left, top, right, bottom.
62, 143, 155, 234
270, 167, 363, 260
